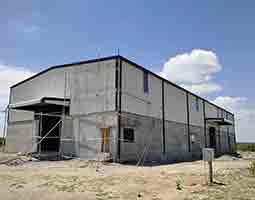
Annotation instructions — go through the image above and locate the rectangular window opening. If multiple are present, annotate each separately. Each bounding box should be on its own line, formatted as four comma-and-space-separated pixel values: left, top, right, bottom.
196, 97, 199, 112
123, 128, 135, 143
143, 71, 149, 93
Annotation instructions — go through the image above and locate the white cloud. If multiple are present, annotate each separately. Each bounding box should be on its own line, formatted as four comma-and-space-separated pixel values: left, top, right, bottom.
212, 96, 247, 111
181, 83, 223, 95
160, 49, 255, 142
0, 62, 35, 136
212, 96, 255, 142
160, 49, 222, 84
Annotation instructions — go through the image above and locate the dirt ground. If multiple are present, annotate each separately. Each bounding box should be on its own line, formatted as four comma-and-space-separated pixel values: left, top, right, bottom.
0, 152, 255, 200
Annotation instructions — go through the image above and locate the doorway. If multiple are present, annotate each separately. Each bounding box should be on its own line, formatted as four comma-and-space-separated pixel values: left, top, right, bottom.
101, 128, 110, 153
209, 127, 216, 149
39, 115, 62, 152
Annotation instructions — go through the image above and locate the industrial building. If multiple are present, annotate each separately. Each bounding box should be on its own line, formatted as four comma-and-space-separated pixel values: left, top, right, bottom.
5, 55, 236, 163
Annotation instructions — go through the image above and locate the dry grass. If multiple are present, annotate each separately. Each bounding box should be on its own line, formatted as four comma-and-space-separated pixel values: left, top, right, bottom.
0, 152, 254, 200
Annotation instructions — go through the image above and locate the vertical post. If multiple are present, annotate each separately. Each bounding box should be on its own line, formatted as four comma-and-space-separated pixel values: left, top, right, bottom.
162, 80, 166, 155
39, 112, 42, 156
2, 106, 8, 152
208, 161, 213, 183
227, 127, 231, 153
233, 115, 237, 153
60, 72, 67, 158
218, 126, 221, 154
116, 56, 122, 162
186, 92, 191, 152
203, 100, 207, 147
203, 148, 214, 184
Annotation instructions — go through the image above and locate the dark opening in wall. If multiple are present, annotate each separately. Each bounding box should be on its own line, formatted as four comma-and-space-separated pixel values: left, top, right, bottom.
143, 71, 149, 93
123, 128, 135, 143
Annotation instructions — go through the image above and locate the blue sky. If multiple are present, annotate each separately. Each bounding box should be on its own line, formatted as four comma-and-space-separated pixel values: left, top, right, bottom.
1, 0, 255, 141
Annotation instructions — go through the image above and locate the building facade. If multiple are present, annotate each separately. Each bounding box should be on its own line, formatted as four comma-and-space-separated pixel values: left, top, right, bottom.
5, 56, 236, 163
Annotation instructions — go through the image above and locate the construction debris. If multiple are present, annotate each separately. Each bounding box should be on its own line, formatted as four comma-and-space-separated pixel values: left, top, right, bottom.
0, 155, 39, 166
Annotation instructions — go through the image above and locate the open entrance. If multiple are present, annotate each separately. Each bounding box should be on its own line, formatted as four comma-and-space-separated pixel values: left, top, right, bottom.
9, 97, 70, 154
101, 128, 110, 153
209, 127, 216, 149
39, 115, 62, 152
38, 107, 69, 153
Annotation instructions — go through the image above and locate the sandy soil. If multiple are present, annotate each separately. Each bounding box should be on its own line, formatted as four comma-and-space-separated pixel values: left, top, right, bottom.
0, 152, 254, 200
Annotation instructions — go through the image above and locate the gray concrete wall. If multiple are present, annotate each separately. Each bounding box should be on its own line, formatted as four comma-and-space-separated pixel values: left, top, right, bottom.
119, 58, 236, 163
164, 82, 187, 124
7, 59, 116, 154
165, 120, 190, 162
65, 113, 118, 160
121, 61, 162, 119
119, 112, 163, 163
70, 59, 116, 115
188, 94, 203, 127
5, 121, 36, 153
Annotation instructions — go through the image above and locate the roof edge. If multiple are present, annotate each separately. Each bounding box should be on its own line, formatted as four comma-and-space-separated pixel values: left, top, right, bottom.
10, 55, 118, 89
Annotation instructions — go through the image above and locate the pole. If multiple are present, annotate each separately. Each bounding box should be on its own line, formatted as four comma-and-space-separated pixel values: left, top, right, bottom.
60, 72, 67, 157
208, 161, 213, 184
2, 106, 8, 152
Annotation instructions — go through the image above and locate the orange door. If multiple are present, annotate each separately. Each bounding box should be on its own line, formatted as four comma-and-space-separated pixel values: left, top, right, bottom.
101, 128, 110, 152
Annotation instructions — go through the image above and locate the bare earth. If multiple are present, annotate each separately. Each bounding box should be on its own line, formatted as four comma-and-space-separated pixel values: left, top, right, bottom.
0, 152, 255, 200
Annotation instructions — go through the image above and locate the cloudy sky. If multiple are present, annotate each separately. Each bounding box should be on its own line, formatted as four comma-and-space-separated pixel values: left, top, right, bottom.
1, 1, 255, 142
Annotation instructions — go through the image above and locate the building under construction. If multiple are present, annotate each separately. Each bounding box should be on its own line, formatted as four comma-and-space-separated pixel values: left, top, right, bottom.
5, 55, 236, 163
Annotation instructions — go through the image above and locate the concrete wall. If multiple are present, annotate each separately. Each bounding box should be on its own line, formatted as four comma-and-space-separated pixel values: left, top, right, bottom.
120, 112, 163, 163
165, 120, 190, 162
164, 83, 187, 123
70, 59, 116, 115
5, 121, 36, 153
8, 109, 33, 122
121, 61, 162, 119
119, 58, 236, 162
76, 113, 118, 160
205, 102, 218, 119
188, 94, 203, 127
6, 59, 117, 155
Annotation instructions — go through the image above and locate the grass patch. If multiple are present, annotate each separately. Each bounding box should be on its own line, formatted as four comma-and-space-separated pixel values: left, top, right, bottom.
237, 143, 255, 152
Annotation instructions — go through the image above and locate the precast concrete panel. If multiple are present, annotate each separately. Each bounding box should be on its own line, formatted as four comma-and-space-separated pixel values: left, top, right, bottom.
121, 61, 162, 119
188, 94, 204, 127
164, 83, 187, 124
190, 125, 204, 158
205, 102, 218, 118
5, 121, 35, 153
77, 113, 118, 159
11, 67, 72, 104
9, 109, 34, 122
165, 120, 190, 162
70, 60, 116, 115
60, 118, 76, 156
119, 112, 163, 163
